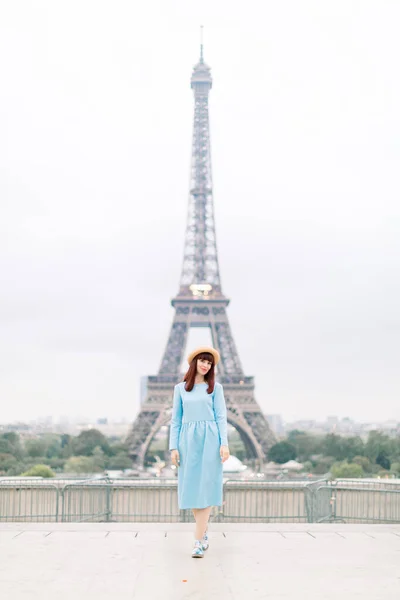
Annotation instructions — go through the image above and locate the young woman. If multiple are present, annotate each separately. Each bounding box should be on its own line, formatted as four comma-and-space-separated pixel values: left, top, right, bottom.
169, 346, 230, 558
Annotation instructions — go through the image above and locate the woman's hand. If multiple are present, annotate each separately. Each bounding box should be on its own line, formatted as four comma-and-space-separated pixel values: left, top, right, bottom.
171, 449, 180, 467
220, 445, 230, 463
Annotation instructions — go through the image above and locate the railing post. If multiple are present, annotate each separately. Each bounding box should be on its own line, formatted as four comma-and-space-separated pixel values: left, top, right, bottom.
104, 477, 113, 523
105, 481, 112, 522
61, 484, 67, 522
304, 486, 314, 523
55, 486, 60, 523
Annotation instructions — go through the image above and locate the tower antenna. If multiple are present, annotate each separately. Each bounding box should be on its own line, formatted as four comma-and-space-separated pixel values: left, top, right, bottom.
200, 25, 204, 62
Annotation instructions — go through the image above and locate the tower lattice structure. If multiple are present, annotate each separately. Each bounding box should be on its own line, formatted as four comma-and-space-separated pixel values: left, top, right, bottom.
127, 47, 276, 468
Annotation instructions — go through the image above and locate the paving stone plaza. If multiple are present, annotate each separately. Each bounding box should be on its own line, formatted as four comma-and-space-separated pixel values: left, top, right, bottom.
0, 523, 399, 599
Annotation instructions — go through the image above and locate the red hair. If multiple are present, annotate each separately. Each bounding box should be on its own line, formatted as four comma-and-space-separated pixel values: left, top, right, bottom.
183, 352, 215, 394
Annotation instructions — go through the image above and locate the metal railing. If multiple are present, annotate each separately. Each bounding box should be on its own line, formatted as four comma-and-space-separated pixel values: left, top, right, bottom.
1, 477, 399, 523
0, 479, 60, 522
221, 480, 313, 523
312, 482, 400, 524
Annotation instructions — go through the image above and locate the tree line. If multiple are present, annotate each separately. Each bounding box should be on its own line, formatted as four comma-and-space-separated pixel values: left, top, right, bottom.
0, 429, 133, 477
0, 428, 399, 478
267, 430, 400, 478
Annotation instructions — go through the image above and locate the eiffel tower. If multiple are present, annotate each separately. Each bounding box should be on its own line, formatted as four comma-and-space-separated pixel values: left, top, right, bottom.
127, 44, 276, 468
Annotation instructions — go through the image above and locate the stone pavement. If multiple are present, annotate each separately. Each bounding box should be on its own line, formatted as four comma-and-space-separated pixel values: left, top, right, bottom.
0, 523, 399, 599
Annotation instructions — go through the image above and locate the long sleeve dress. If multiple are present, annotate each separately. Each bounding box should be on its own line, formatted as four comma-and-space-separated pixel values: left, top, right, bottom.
169, 381, 228, 509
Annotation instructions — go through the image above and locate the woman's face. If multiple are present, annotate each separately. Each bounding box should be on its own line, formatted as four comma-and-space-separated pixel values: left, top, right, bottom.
196, 357, 212, 376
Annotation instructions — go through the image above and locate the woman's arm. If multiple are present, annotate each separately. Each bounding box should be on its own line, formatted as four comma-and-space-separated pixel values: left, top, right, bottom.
214, 383, 228, 446
169, 384, 183, 450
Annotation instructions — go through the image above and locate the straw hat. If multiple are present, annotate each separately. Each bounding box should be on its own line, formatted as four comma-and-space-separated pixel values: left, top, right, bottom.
187, 346, 220, 366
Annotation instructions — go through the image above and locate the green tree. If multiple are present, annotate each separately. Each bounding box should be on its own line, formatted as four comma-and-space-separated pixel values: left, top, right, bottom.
107, 452, 132, 470
287, 431, 322, 462
21, 464, 55, 478
43, 434, 62, 458
393, 436, 400, 461
0, 433, 24, 460
43, 457, 66, 471
25, 439, 48, 458
390, 462, 400, 477
341, 436, 365, 462
72, 429, 111, 457
311, 456, 336, 475
353, 455, 372, 473
268, 441, 296, 464
330, 461, 364, 479
227, 431, 246, 461
0, 453, 18, 475
108, 440, 129, 456
64, 456, 95, 473
92, 446, 106, 471
312, 462, 330, 475
60, 434, 74, 459
321, 434, 347, 461
376, 450, 391, 470
365, 431, 394, 463
2, 432, 20, 445
3, 463, 26, 476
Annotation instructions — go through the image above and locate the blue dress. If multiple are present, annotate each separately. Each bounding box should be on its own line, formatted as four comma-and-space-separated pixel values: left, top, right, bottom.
169, 381, 228, 510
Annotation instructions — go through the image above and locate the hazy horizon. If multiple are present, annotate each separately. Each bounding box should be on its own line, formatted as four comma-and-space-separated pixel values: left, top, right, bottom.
1, 1, 399, 424
0, 412, 398, 428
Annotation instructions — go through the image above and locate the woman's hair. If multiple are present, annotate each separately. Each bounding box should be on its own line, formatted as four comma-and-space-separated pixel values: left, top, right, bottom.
183, 352, 215, 393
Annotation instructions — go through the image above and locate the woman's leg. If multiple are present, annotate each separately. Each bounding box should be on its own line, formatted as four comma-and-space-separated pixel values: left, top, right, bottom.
194, 506, 212, 540
192, 508, 199, 540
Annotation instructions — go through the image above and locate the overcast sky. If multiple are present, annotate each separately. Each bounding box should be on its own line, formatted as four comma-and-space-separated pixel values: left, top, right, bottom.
1, 1, 399, 425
